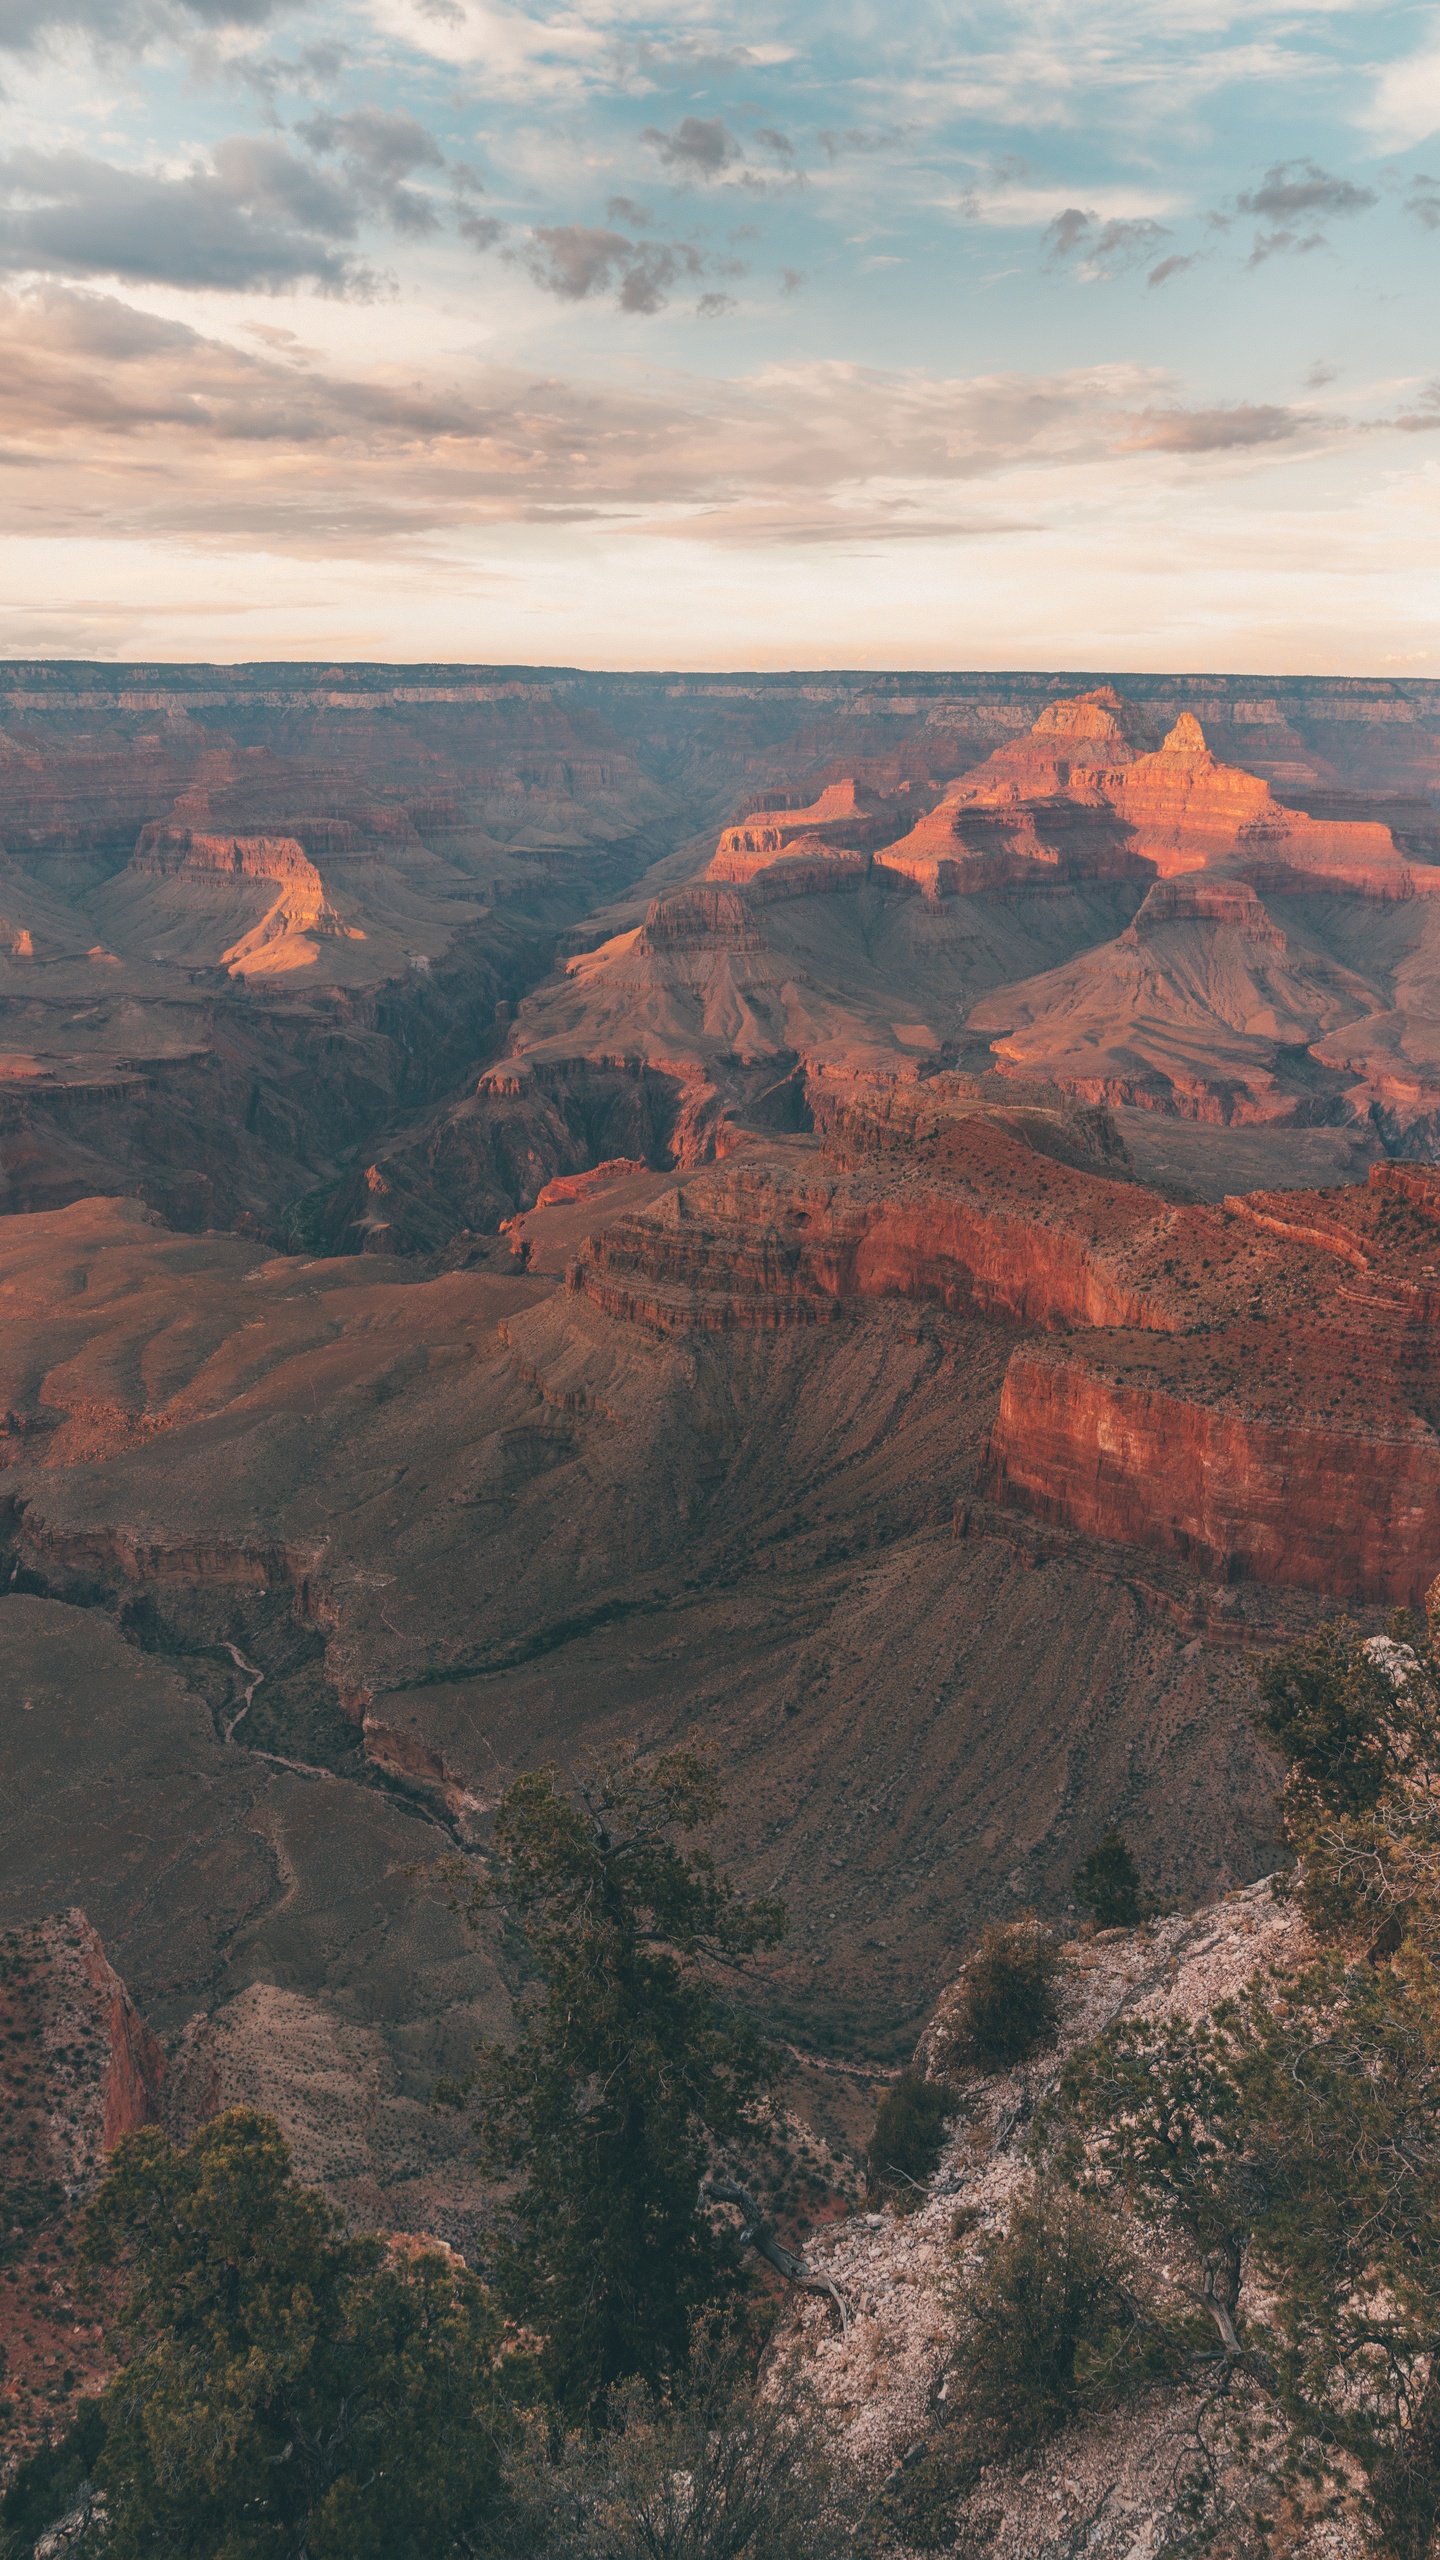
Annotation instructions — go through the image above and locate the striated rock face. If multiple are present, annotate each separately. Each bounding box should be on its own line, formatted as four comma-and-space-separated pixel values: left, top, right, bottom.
977, 1163, 1440, 1604
559, 1089, 1440, 1606
126, 824, 364, 976
1113, 710, 1422, 894
569, 1126, 1186, 1337
981, 1345, 1440, 1603
1120, 872, 1285, 942
709, 779, 895, 883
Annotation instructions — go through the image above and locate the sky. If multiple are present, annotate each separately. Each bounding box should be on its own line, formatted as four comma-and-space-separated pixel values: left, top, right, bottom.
2, 0, 1439, 669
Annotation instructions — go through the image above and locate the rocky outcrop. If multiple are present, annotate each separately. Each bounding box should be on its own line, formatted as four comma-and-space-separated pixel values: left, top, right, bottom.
709, 780, 894, 882
1114, 711, 1426, 895
981, 1343, 1440, 1604
0, 1911, 165, 2472
637, 886, 765, 952
781, 1883, 1329, 2559
126, 824, 364, 975
568, 1130, 1191, 1337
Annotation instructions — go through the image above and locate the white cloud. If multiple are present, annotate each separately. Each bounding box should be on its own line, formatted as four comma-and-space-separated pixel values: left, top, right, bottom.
1360, 25, 1440, 147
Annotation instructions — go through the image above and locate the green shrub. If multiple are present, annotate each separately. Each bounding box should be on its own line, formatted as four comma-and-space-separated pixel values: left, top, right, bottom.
949, 2184, 1148, 2467
0, 2399, 105, 2558
1252, 1616, 1435, 1818
945, 1920, 1062, 2071
867, 2432, 983, 2552
1072, 1827, 1145, 1928
866, 2070, 957, 2205
447, 1744, 787, 2415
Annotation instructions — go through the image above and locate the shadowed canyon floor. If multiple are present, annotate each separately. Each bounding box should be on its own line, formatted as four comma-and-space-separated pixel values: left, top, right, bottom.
4, 665, 1440, 2248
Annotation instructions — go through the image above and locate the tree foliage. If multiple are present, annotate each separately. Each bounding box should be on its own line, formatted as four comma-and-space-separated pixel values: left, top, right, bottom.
448, 1744, 787, 2415
948, 2182, 1157, 2468
79, 2109, 509, 2560
865, 2072, 956, 2208
1072, 1826, 1146, 1929
1053, 1613, 1440, 2556
477, 2328, 852, 2560
942, 1920, 1062, 2073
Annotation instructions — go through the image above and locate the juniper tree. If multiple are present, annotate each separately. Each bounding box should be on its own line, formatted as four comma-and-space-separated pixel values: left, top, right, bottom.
1072, 1826, 1146, 1929
78, 2109, 509, 2560
447, 1744, 787, 2415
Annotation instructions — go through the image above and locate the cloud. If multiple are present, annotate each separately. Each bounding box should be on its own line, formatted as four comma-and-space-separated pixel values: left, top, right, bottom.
816, 126, 910, 160
0, 0, 276, 48
751, 127, 794, 160
0, 142, 380, 293
1236, 161, 1377, 223
1405, 174, 1440, 232
1147, 253, 1196, 287
515, 223, 704, 313
1362, 36, 1440, 148
1245, 225, 1325, 267
296, 108, 445, 237
641, 116, 740, 181
1122, 402, 1311, 453
1227, 159, 1377, 265
232, 40, 349, 107
1392, 380, 1440, 433
1042, 208, 1172, 276
606, 33, 756, 87
1042, 207, 1091, 262
0, 287, 1344, 571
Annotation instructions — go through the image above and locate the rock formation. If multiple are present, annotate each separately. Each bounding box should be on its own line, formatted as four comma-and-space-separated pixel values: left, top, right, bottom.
777, 1881, 1331, 2559
0, 1912, 165, 2467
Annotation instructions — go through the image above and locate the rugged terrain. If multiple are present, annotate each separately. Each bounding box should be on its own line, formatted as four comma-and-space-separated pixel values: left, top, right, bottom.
0, 1913, 164, 2473
781, 1877, 1330, 2560
3, 661, 1440, 2325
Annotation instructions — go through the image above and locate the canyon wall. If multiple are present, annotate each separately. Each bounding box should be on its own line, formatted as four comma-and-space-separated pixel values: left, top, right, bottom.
981, 1347, 1440, 1604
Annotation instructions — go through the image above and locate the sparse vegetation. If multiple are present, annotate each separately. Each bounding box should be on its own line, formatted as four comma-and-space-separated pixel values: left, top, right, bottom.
1054, 1612, 1440, 2555
479, 2329, 853, 2560
865, 2070, 957, 2207
0, 2399, 104, 2559
943, 1919, 1062, 2072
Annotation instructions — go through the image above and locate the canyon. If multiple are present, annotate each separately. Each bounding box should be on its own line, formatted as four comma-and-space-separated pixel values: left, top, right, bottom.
3, 662, 1440, 2287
